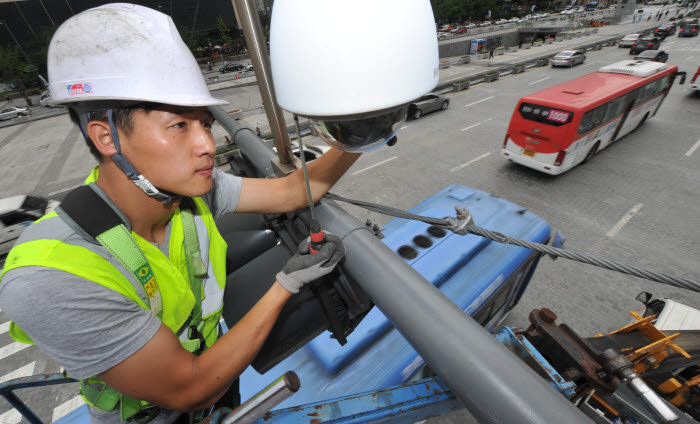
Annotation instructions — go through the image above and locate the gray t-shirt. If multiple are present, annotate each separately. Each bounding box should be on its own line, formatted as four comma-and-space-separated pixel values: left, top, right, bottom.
0, 168, 242, 424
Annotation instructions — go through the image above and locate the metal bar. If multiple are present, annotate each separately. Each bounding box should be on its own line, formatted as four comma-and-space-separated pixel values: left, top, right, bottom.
313, 200, 593, 424
190, 0, 200, 42
2, 392, 43, 424
14, 2, 35, 35
208, 106, 275, 178
230, 0, 295, 166
221, 372, 299, 424
38, 0, 56, 27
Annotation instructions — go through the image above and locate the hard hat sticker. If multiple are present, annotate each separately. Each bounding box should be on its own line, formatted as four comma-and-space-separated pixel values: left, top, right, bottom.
67, 83, 93, 95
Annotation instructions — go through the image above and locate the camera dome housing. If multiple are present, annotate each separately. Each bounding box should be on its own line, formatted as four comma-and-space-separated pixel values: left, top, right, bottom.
270, 0, 438, 151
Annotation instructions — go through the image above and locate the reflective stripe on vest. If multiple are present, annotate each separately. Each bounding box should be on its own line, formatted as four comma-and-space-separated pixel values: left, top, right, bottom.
0, 188, 228, 420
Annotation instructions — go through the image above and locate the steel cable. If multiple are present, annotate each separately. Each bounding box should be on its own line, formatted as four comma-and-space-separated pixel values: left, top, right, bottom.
325, 192, 700, 293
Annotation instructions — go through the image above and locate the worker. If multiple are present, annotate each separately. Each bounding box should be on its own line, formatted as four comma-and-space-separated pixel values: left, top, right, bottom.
0, 4, 358, 424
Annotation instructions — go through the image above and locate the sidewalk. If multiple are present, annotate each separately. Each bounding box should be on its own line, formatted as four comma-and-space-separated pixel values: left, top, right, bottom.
436, 17, 671, 89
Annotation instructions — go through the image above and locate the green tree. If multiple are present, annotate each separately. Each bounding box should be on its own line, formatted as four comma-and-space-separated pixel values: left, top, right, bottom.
0, 45, 35, 88
216, 15, 233, 48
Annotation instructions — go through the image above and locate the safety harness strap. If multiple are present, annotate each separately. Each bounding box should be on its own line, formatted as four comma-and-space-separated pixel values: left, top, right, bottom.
57, 185, 209, 419
57, 185, 163, 317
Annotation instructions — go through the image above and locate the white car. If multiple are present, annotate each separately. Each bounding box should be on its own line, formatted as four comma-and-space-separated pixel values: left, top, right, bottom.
479, 21, 492, 27
466, 23, 477, 29
619, 33, 641, 47
0, 107, 29, 120
495, 19, 508, 25
0, 195, 60, 257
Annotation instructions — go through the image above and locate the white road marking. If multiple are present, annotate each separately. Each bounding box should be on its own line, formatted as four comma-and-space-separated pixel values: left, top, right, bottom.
0, 362, 35, 384
451, 152, 492, 172
606, 203, 644, 238
400, 126, 407, 130
352, 156, 398, 175
460, 123, 481, 131
687, 55, 695, 60
52, 395, 85, 422
464, 96, 494, 108
529, 77, 551, 85
0, 342, 31, 361
685, 139, 700, 157
0, 321, 10, 335
0, 409, 21, 424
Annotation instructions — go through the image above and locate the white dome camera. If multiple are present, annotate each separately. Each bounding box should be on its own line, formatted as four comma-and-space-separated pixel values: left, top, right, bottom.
270, 0, 439, 152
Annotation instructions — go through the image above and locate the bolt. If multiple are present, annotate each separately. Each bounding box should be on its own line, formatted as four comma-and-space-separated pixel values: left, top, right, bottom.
540, 308, 558, 323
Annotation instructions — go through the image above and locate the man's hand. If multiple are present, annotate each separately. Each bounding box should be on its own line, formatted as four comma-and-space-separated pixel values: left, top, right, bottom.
276, 232, 345, 294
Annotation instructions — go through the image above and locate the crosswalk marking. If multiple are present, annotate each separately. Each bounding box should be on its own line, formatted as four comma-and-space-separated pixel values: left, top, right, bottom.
0, 342, 31, 361
0, 408, 22, 424
0, 322, 10, 335
0, 362, 35, 384
52, 395, 85, 422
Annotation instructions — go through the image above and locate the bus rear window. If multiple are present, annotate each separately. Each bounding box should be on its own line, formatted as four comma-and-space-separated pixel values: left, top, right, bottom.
518, 103, 574, 126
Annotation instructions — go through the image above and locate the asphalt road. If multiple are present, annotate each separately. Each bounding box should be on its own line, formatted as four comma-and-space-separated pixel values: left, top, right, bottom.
0, 28, 698, 424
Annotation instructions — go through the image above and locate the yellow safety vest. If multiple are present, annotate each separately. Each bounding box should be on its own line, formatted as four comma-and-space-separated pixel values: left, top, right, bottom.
0, 169, 228, 420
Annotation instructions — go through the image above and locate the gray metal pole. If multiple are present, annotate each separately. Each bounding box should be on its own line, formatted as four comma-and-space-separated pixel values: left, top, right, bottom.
209, 106, 275, 178
230, 0, 295, 167
14, 3, 35, 35
38, 0, 56, 27
313, 200, 593, 424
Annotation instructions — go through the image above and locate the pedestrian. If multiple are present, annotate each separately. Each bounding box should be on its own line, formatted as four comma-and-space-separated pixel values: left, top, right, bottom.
489, 48, 494, 59
256, 126, 261, 137
648, 13, 652, 21
665, 9, 669, 16
0, 4, 353, 424
207, 60, 213, 71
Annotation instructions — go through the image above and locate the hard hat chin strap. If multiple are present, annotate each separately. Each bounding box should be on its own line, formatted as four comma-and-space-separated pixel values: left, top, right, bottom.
105, 109, 179, 204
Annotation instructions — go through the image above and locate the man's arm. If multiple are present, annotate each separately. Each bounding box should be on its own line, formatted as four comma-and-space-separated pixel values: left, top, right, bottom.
99, 282, 292, 411
235, 147, 361, 214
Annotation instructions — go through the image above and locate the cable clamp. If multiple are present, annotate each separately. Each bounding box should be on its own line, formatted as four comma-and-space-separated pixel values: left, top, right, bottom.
444, 206, 473, 236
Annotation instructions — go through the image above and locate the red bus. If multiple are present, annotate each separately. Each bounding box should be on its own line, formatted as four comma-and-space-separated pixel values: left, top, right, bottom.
502, 60, 686, 175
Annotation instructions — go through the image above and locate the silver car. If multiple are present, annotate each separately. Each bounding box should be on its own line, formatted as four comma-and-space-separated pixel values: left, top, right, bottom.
0, 107, 29, 120
550, 50, 586, 67
619, 34, 641, 47
408, 94, 450, 119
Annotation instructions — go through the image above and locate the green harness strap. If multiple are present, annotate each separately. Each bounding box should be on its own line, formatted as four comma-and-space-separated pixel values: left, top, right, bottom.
57, 187, 210, 421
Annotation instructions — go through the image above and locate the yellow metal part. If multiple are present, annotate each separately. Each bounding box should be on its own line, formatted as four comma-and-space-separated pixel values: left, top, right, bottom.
658, 373, 700, 408
606, 311, 691, 373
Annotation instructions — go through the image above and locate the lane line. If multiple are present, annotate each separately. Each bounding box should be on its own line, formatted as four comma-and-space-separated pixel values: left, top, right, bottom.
464, 96, 494, 108
460, 123, 481, 132
451, 152, 492, 172
0, 321, 10, 335
52, 395, 85, 422
606, 203, 644, 238
0, 342, 31, 361
352, 156, 398, 175
0, 409, 21, 424
0, 362, 35, 384
685, 139, 700, 157
400, 126, 407, 130
687, 55, 695, 60
529, 77, 551, 85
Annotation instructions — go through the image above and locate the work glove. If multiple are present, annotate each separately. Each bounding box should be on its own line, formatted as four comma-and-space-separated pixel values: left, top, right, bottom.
276, 232, 345, 294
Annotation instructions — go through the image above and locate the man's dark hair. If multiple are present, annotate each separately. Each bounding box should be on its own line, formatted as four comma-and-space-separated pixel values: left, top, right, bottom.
69, 103, 156, 161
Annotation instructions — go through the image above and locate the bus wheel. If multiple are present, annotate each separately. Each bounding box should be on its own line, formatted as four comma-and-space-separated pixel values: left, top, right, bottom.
635, 113, 649, 131
582, 141, 599, 163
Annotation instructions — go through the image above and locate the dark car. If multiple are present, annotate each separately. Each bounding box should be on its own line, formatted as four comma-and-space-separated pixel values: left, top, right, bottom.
679, 24, 699, 37
654, 25, 676, 39
408, 94, 449, 119
629, 37, 661, 54
634, 49, 669, 63
219, 62, 245, 73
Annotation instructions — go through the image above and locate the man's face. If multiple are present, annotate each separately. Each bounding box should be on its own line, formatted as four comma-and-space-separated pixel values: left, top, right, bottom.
118, 105, 216, 198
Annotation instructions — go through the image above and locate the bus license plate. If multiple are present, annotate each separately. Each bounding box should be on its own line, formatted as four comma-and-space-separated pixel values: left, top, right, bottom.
523, 149, 535, 157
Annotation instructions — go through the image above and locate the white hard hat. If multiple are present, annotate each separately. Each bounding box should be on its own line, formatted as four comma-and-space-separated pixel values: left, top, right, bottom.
270, 0, 438, 119
47, 3, 226, 107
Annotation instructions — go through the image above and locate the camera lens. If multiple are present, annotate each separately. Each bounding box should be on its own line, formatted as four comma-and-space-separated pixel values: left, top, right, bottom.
311, 107, 408, 153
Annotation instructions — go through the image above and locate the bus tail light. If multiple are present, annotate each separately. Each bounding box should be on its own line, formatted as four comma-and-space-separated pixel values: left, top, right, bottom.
554, 150, 566, 166
503, 135, 509, 149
